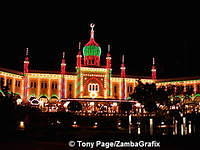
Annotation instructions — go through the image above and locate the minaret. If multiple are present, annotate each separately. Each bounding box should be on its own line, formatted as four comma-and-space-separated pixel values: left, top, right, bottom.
23, 48, 29, 73
120, 54, 126, 99
106, 44, 111, 68
106, 44, 112, 97
23, 48, 30, 102
151, 57, 157, 80
120, 54, 126, 78
76, 42, 82, 98
76, 42, 82, 67
60, 51, 66, 99
61, 51, 66, 75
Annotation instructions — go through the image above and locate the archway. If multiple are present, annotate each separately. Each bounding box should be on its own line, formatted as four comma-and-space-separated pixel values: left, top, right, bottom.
50, 96, 58, 103
39, 95, 48, 103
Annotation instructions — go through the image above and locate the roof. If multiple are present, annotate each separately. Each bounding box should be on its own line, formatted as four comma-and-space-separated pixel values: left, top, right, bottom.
156, 76, 200, 83
0, 67, 23, 75
29, 69, 76, 75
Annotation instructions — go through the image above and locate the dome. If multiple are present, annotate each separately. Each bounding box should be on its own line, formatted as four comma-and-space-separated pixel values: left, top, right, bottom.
83, 40, 101, 57
83, 23, 101, 57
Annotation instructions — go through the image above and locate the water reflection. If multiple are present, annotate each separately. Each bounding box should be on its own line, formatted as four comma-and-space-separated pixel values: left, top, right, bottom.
16, 113, 200, 136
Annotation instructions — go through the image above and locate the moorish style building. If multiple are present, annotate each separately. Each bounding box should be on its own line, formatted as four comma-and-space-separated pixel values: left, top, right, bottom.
0, 24, 200, 105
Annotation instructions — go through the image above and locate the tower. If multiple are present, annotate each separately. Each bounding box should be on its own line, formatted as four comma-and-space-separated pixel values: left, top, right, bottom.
120, 54, 126, 99
106, 45, 112, 97
151, 57, 157, 80
106, 44, 112, 69
60, 51, 66, 98
23, 48, 29, 73
76, 42, 82, 68
23, 48, 29, 101
76, 42, 82, 98
83, 23, 101, 67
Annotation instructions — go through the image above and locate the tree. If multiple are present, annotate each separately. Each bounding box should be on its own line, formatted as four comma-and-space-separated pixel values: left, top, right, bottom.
119, 102, 132, 113
67, 101, 82, 111
0, 90, 18, 135
130, 80, 170, 112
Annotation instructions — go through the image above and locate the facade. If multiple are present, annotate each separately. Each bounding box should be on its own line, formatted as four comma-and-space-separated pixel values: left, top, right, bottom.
0, 24, 200, 105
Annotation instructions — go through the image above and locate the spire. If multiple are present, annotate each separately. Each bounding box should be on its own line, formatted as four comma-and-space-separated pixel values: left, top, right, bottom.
107, 44, 111, 57
77, 42, 82, 67
26, 48, 29, 56
24, 48, 30, 73
106, 44, 112, 68
78, 41, 81, 50
90, 23, 95, 39
61, 51, 66, 75
120, 54, 126, 100
153, 57, 155, 65
120, 54, 126, 78
151, 57, 157, 80
62, 51, 65, 59
108, 44, 110, 53
122, 54, 125, 64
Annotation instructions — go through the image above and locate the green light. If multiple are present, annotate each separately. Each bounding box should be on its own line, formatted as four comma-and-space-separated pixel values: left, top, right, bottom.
195, 94, 200, 97
83, 45, 101, 56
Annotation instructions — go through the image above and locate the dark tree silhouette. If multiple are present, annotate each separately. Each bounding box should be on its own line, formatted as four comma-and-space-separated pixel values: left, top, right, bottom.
119, 102, 132, 113
67, 101, 82, 111
130, 80, 170, 112
0, 91, 18, 136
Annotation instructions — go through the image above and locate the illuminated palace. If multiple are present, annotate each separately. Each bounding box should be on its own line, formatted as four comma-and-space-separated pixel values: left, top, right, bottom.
0, 24, 200, 107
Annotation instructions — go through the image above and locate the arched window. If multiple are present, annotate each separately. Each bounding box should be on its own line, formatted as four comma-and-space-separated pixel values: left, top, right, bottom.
88, 83, 99, 92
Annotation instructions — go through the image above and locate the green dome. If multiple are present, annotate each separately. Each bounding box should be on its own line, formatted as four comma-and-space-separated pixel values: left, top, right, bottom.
83, 45, 101, 56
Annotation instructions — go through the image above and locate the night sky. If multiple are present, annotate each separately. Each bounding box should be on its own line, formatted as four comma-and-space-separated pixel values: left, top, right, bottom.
0, 5, 199, 79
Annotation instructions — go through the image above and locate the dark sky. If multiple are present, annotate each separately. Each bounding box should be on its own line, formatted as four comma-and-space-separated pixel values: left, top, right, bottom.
0, 4, 199, 78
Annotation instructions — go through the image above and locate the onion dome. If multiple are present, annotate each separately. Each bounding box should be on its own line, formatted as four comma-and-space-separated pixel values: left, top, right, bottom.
83, 23, 101, 57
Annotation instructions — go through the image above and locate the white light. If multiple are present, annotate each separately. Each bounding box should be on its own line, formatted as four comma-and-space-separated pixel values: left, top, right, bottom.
188, 121, 192, 134
181, 124, 184, 135
30, 99, 39, 105
129, 114, 132, 125
19, 121, 25, 129
73, 121, 77, 125
150, 118, 153, 135
63, 102, 70, 108
135, 103, 141, 107
112, 102, 117, 106
138, 127, 141, 135
16, 98, 22, 105
94, 122, 98, 126
90, 102, 95, 106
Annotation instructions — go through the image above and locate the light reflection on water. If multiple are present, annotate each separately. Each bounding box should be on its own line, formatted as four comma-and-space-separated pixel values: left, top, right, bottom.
17, 114, 200, 136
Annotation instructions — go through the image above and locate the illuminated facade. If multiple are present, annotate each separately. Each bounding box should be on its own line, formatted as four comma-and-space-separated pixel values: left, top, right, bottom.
0, 24, 200, 104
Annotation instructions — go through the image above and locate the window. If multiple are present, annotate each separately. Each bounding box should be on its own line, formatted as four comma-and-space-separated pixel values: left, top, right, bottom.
41, 82, 47, 88
128, 86, 133, 93
15, 80, 21, 87
0, 78, 4, 88
88, 83, 99, 92
114, 86, 117, 94
18, 81, 21, 87
30, 82, 33, 88
30, 82, 37, 88
6, 79, 12, 86
45, 83, 47, 88
52, 82, 58, 89
34, 82, 37, 88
